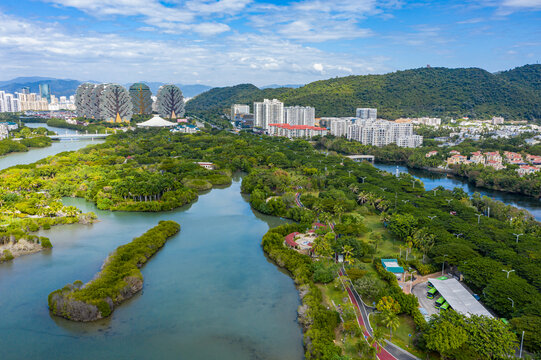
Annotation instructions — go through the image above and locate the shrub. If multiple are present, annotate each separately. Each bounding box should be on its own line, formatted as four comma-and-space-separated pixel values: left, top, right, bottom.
40, 237, 53, 248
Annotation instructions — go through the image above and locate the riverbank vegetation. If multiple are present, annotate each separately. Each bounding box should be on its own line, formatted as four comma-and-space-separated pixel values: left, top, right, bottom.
2, 128, 540, 356
315, 136, 541, 198
48, 220, 180, 321
0, 125, 53, 156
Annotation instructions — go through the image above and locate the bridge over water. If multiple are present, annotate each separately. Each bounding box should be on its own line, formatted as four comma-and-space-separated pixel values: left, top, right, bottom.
48, 131, 113, 140
345, 154, 375, 164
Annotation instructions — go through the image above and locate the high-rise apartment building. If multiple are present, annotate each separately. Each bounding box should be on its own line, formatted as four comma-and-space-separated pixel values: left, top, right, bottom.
231, 104, 250, 120
329, 118, 354, 137
346, 119, 422, 148
284, 106, 315, 126
254, 99, 284, 130
356, 108, 377, 120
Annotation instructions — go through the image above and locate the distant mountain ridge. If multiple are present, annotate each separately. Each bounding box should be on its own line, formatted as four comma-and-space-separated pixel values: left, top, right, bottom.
186, 64, 541, 121
0, 78, 212, 98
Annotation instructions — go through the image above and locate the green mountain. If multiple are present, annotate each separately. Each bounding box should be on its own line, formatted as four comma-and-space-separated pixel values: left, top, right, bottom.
186, 65, 541, 121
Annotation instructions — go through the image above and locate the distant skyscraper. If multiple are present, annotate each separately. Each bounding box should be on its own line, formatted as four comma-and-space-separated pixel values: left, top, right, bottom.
253, 99, 284, 130
21, 87, 30, 95
356, 108, 377, 120
39, 83, 51, 103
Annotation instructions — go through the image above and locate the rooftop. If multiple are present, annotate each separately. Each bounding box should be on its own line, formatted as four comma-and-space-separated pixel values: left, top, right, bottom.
429, 278, 493, 318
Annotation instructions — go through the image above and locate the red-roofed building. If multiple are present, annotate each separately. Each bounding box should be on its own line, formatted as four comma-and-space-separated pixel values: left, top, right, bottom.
484, 151, 502, 163
517, 165, 539, 176
526, 154, 541, 165
449, 150, 461, 155
426, 150, 438, 158
469, 151, 485, 164
268, 123, 328, 139
284, 232, 301, 248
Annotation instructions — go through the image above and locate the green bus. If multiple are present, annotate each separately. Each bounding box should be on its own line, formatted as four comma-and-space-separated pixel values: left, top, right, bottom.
427, 287, 437, 299
440, 302, 450, 310
435, 297, 446, 307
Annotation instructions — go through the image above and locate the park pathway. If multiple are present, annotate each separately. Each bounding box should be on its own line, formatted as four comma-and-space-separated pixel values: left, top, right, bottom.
339, 269, 420, 360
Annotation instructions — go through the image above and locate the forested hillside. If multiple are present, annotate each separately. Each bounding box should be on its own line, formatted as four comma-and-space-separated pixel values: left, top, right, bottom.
186, 65, 541, 121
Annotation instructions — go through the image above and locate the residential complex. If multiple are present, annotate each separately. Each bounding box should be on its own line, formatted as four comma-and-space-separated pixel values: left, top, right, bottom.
254, 98, 284, 129
268, 123, 327, 138
444, 150, 541, 175
347, 119, 423, 148
284, 106, 315, 126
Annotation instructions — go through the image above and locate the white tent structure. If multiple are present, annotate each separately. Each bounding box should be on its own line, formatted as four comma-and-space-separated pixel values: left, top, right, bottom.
136, 115, 176, 128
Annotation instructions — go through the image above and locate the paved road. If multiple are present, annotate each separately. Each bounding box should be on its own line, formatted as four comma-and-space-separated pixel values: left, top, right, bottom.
340, 268, 420, 360
412, 282, 438, 316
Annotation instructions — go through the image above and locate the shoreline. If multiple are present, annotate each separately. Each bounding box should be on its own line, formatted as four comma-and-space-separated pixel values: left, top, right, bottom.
0, 239, 45, 262
376, 160, 541, 200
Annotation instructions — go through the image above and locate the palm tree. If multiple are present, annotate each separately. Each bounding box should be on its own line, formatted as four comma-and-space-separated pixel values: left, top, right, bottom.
369, 327, 386, 359
333, 204, 344, 222
381, 311, 400, 341
342, 244, 354, 258
413, 228, 435, 263
349, 183, 359, 194
357, 191, 369, 205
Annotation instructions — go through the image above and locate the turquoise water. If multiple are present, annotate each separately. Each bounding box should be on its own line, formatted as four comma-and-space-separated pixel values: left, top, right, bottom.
0, 179, 303, 360
0, 122, 103, 170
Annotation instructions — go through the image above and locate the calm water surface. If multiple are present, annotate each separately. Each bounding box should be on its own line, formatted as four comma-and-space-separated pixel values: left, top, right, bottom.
373, 163, 541, 221
0, 122, 103, 170
0, 179, 303, 360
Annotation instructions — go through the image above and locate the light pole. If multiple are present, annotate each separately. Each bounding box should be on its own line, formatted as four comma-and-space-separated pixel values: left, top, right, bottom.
475, 213, 482, 224
433, 189, 437, 196
402, 200, 409, 204
348, 170, 352, 177
380, 187, 387, 192
513, 233, 523, 244
360, 176, 366, 183
502, 269, 515, 278
519, 330, 525, 358
441, 254, 448, 275
454, 233, 463, 239
410, 270, 417, 293
446, 199, 452, 205
411, 180, 416, 188
508, 297, 514, 308
428, 216, 437, 221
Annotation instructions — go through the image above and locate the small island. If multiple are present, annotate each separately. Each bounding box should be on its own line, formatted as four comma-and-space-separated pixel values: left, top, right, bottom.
48, 220, 180, 322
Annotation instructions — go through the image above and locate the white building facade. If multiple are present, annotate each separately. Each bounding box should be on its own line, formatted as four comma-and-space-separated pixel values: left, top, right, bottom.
347, 119, 422, 148
254, 98, 284, 130
284, 106, 315, 126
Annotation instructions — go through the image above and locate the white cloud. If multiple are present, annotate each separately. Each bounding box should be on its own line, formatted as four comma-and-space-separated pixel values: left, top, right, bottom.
41, 0, 236, 34
0, 12, 388, 86
501, 0, 541, 7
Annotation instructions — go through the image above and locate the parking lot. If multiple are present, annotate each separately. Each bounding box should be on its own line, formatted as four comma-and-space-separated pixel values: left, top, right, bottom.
412, 281, 439, 315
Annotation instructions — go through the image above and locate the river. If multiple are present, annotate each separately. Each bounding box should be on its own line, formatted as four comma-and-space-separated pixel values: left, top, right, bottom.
0, 178, 303, 360
373, 163, 541, 221
0, 122, 103, 170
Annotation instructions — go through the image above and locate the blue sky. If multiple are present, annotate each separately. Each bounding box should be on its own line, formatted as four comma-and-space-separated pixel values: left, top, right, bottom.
0, 0, 539, 86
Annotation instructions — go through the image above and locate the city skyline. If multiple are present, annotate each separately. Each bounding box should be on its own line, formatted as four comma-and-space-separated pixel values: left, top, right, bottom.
0, 1, 539, 86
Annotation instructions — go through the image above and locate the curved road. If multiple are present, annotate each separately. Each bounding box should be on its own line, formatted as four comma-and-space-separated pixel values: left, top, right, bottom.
339, 269, 420, 360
